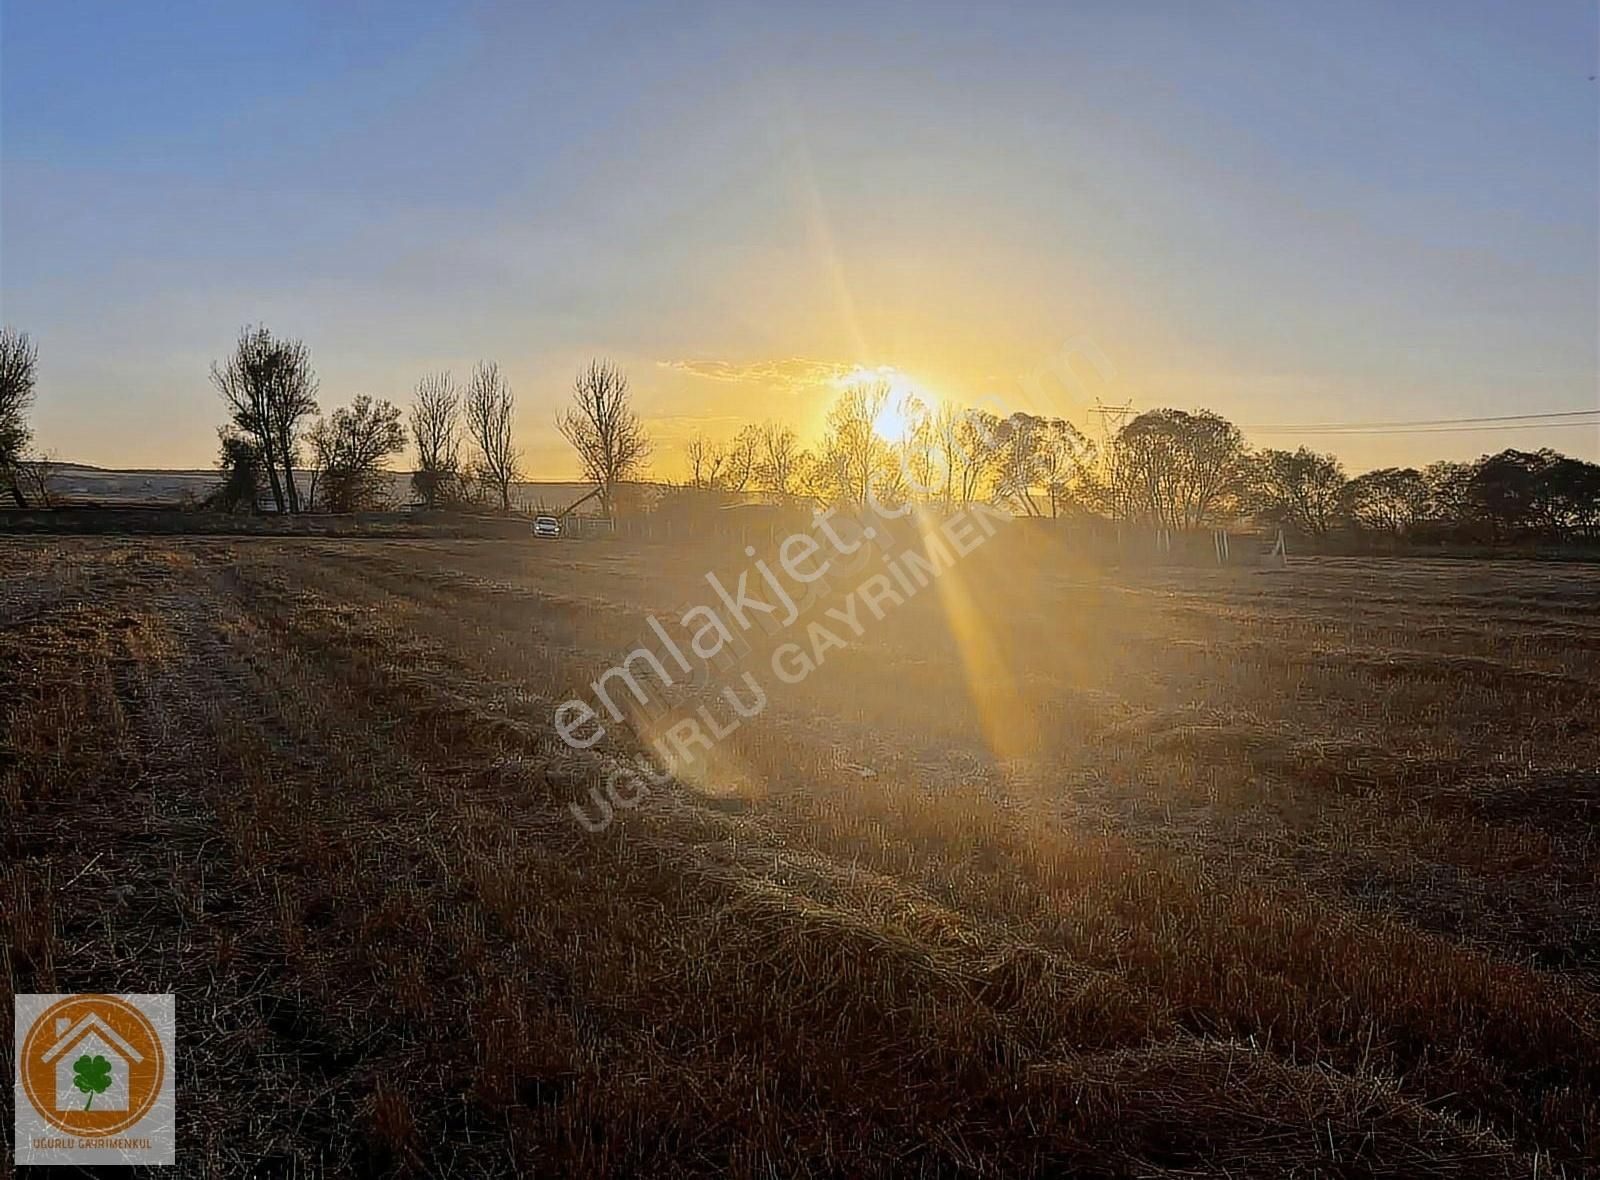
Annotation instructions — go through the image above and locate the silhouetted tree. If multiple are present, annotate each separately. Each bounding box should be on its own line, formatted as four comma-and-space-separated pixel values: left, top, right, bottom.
1342, 467, 1429, 534
684, 424, 762, 493
464, 362, 520, 512
896, 400, 943, 503
11, 452, 57, 508
1112, 409, 1249, 530
410, 371, 462, 508
307, 395, 406, 512
1038, 417, 1097, 518
933, 402, 1001, 509
1250, 447, 1347, 536
1545, 454, 1600, 539
212, 431, 264, 514
211, 326, 318, 513
0, 327, 39, 507
684, 431, 728, 490
557, 360, 650, 519
994, 413, 1095, 517
723, 424, 761, 493
757, 423, 807, 499
814, 382, 903, 507
1423, 460, 1476, 528
1462, 449, 1600, 540
1466, 450, 1547, 537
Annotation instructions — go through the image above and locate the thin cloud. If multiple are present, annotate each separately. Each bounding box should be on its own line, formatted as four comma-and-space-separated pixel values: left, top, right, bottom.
657, 356, 855, 393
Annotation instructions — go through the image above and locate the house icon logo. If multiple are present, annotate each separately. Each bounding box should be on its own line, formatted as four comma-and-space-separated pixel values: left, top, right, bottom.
17, 994, 167, 1140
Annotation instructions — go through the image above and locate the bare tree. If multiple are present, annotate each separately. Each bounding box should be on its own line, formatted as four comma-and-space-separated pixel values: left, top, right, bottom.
683, 424, 760, 493
0, 327, 39, 506
757, 422, 806, 499
410, 371, 462, 508
722, 424, 762, 493
898, 402, 944, 503
814, 382, 904, 507
993, 414, 1095, 517
463, 361, 520, 512
993, 414, 1048, 516
266, 340, 317, 513
308, 396, 407, 512
210, 326, 318, 513
934, 402, 1001, 509
557, 359, 651, 519
11, 452, 58, 508
1036, 417, 1096, 517
213, 330, 283, 512
684, 431, 727, 490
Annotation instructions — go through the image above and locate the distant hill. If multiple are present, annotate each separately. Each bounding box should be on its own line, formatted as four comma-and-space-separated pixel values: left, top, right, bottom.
42, 464, 607, 514
47, 463, 221, 505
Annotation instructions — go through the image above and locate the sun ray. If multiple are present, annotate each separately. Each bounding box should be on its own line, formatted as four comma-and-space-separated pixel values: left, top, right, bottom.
784, 104, 870, 363
908, 505, 1037, 765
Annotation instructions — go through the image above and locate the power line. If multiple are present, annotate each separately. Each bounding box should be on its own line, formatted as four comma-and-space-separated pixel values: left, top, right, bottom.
1241, 406, 1593, 425
1081, 403, 1597, 438
1243, 408, 1598, 436
1246, 408, 1597, 428
1253, 422, 1599, 437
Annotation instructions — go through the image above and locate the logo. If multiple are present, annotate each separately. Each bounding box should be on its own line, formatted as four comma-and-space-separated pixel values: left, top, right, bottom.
14, 993, 175, 1166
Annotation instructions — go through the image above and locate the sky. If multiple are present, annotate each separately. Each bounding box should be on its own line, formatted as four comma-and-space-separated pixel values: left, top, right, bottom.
2, 0, 1596, 476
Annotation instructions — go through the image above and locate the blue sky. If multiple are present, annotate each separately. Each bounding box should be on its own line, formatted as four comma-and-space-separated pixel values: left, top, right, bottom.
2, 0, 1595, 472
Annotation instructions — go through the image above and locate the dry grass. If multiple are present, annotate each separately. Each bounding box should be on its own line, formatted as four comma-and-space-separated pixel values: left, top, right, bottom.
2, 534, 1596, 1177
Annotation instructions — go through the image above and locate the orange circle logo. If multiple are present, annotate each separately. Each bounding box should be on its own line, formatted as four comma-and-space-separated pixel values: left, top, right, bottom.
19, 994, 166, 1137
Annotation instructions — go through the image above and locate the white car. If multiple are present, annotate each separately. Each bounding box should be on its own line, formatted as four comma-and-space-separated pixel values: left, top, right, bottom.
533, 515, 562, 538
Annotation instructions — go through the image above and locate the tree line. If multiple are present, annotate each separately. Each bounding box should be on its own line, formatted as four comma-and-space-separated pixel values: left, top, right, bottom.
678, 384, 1089, 512
1101, 410, 1600, 542
208, 326, 650, 516
0, 322, 653, 516
679, 385, 1600, 543
1, 319, 1595, 543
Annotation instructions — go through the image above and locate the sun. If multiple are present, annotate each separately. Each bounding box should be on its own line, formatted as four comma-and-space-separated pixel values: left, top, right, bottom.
834, 365, 937, 443
872, 393, 913, 443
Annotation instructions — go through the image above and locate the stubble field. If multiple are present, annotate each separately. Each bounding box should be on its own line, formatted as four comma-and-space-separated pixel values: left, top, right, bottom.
2, 530, 1597, 1177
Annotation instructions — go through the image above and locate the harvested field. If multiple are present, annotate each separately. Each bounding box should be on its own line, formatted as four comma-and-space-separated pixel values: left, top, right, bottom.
2, 533, 1597, 1177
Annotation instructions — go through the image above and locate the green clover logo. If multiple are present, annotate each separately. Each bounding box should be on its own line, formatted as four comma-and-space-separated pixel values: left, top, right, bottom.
72, 1054, 113, 1110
